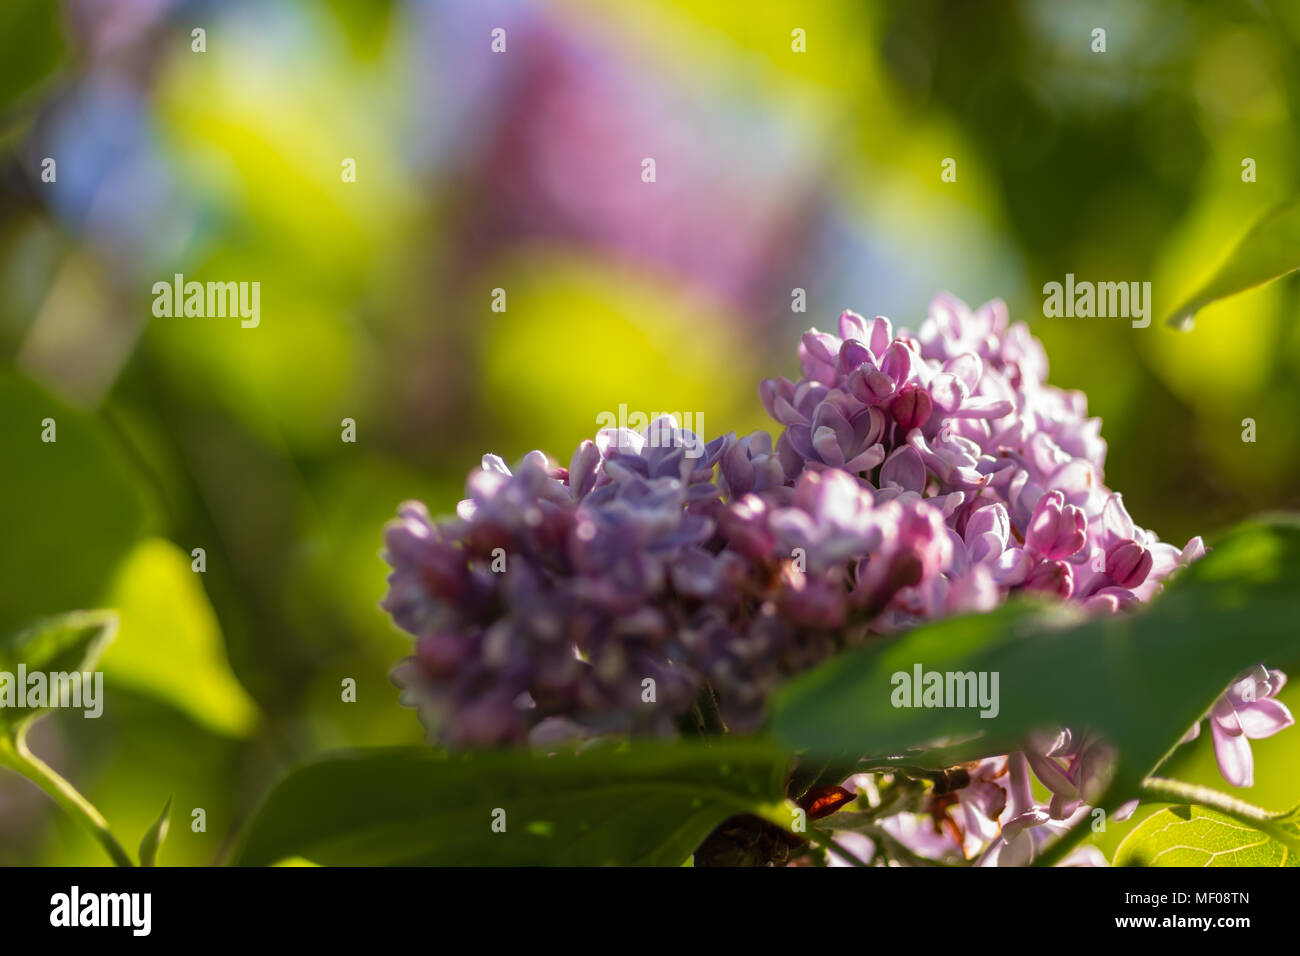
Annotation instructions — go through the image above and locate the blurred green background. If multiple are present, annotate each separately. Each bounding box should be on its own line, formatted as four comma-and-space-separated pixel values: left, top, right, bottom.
1, 0, 1299, 864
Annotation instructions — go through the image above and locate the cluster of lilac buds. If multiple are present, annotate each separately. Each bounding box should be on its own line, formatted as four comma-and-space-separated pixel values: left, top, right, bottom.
382, 293, 1292, 863
761, 295, 1207, 617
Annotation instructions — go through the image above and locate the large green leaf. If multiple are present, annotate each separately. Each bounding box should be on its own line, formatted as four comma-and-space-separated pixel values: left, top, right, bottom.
233, 741, 787, 866
771, 515, 1300, 811
0, 373, 147, 637
1165, 199, 1300, 329
0, 610, 118, 730
1114, 805, 1300, 867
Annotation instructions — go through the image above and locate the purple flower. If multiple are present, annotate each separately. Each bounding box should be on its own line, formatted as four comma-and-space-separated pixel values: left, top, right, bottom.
1104, 539, 1153, 590
384, 418, 724, 745
757, 295, 1215, 637
382, 294, 1288, 859
718, 431, 786, 499
1022, 559, 1074, 600
1025, 491, 1087, 561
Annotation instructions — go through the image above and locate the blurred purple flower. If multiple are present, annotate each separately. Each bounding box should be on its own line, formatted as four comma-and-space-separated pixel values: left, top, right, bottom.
416, 0, 824, 315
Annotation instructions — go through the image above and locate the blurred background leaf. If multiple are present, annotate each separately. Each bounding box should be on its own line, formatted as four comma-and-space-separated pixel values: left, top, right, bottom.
137, 794, 171, 867
0, 0, 65, 132
0, 374, 146, 638
101, 538, 259, 739
1165, 198, 1300, 327
0, 610, 117, 731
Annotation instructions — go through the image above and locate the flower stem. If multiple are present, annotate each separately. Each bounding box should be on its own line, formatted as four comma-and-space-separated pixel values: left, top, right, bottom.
0, 726, 134, 867
806, 826, 872, 866
864, 823, 958, 867
695, 683, 728, 737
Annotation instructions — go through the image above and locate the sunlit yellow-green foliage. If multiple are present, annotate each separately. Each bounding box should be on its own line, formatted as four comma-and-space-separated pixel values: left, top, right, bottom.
103, 539, 260, 739
1, 0, 1299, 864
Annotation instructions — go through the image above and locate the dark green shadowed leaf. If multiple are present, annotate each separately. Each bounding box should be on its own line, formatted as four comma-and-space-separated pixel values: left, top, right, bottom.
138, 796, 173, 867
0, 610, 118, 731
232, 741, 787, 866
771, 515, 1300, 812
1165, 199, 1300, 329
0, 374, 147, 638
1115, 805, 1300, 867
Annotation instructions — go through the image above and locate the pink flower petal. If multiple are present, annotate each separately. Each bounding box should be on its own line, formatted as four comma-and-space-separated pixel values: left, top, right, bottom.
1211, 718, 1255, 788
1235, 699, 1295, 740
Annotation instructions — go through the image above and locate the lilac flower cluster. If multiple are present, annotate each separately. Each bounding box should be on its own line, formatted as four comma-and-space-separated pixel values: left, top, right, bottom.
382, 423, 981, 745
382, 293, 1292, 863
761, 295, 1205, 618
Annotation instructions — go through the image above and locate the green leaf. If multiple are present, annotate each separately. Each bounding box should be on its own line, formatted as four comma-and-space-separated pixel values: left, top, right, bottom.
1138, 776, 1300, 848
771, 514, 1300, 811
0, 373, 147, 638
1114, 805, 1300, 867
0, 611, 118, 731
232, 741, 787, 866
1165, 199, 1300, 329
101, 539, 260, 738
138, 796, 173, 867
